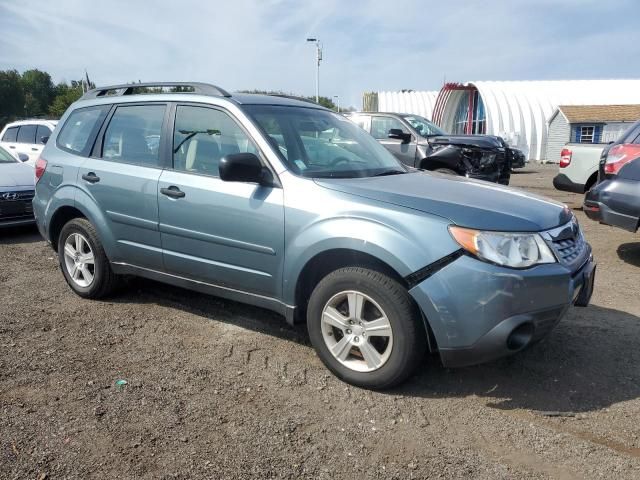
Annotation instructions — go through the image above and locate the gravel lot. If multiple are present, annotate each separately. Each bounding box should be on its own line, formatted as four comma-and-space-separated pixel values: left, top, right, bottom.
1, 164, 639, 479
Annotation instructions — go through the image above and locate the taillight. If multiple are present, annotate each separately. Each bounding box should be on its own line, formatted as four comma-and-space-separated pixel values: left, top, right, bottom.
560, 148, 572, 168
604, 144, 640, 175
35, 156, 47, 182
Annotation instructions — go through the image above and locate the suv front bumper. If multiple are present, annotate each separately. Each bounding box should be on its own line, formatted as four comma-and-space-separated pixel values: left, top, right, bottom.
408, 252, 595, 368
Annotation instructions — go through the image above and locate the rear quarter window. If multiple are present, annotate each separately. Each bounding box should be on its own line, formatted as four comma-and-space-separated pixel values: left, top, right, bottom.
57, 105, 110, 155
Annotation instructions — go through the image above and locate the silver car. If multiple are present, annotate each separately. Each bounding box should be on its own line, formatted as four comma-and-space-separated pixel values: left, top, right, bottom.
33, 83, 595, 388
0, 146, 35, 227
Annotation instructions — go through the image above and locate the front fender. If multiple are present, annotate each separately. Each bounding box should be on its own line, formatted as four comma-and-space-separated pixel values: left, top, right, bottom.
282, 214, 458, 305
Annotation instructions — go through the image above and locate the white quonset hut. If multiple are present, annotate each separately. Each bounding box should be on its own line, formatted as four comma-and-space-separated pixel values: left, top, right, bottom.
431, 80, 640, 162
364, 91, 439, 120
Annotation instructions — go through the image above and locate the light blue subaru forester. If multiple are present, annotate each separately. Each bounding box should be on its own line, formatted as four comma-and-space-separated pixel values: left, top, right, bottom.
33, 83, 595, 388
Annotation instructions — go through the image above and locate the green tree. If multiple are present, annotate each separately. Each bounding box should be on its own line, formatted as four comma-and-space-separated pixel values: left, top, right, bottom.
21, 69, 54, 117
49, 83, 83, 117
0, 69, 25, 126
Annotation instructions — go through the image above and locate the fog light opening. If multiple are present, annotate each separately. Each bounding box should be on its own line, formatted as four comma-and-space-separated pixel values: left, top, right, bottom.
506, 323, 534, 351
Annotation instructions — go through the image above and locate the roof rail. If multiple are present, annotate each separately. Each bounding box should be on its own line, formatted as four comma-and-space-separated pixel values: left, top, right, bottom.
80, 82, 232, 100
268, 94, 319, 105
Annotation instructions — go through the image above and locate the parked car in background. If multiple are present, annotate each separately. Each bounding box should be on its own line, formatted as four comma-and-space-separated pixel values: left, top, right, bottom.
345, 112, 512, 184
0, 145, 35, 227
583, 122, 640, 231
553, 143, 603, 193
34, 82, 595, 389
0, 119, 58, 165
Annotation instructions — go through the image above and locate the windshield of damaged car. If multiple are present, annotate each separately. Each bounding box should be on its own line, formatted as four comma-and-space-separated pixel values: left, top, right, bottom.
402, 115, 446, 137
0, 146, 18, 163
245, 105, 407, 178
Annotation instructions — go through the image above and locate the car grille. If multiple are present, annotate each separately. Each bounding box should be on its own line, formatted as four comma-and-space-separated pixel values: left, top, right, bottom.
0, 190, 35, 221
543, 219, 588, 270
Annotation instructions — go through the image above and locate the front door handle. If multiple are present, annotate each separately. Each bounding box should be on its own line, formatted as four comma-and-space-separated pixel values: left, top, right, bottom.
31, 147, 39, 151
9, 145, 15, 149
82, 172, 100, 183
160, 186, 186, 199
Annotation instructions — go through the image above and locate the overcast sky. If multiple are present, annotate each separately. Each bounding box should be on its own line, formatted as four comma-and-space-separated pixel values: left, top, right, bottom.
1, 0, 639, 108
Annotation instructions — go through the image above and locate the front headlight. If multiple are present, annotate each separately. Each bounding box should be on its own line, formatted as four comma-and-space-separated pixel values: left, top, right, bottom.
449, 226, 556, 268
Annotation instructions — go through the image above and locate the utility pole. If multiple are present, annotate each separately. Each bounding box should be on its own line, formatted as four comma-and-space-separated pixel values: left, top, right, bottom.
333, 95, 340, 113
306, 38, 322, 103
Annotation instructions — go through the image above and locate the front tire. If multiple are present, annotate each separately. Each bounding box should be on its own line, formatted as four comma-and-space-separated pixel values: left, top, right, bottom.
58, 218, 120, 298
307, 267, 426, 389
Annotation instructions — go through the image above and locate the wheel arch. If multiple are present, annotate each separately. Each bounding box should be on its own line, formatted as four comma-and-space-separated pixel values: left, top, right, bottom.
49, 205, 86, 251
584, 171, 598, 192
293, 248, 406, 321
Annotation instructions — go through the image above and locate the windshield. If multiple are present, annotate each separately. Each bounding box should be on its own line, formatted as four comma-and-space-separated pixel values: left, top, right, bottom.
245, 105, 406, 178
402, 115, 446, 137
0, 146, 17, 163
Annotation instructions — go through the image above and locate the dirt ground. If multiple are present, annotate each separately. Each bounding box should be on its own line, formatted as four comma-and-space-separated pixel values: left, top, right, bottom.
1, 164, 639, 479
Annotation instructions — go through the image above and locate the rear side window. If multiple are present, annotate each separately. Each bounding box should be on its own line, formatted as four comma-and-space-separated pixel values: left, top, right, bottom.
102, 105, 165, 167
17, 124, 37, 143
2, 127, 18, 142
58, 106, 109, 154
36, 125, 51, 144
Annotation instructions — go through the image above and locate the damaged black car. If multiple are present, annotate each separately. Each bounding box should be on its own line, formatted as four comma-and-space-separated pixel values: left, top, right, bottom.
346, 112, 513, 184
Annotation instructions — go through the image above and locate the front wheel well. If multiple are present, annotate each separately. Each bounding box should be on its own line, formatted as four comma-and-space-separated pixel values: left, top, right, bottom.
294, 249, 406, 323
49, 206, 86, 251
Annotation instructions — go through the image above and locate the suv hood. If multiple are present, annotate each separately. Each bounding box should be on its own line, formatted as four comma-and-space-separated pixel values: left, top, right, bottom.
0, 162, 35, 188
315, 171, 571, 232
424, 134, 504, 149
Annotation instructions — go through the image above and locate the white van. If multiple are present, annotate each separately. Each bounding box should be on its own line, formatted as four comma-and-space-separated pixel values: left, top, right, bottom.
0, 119, 58, 166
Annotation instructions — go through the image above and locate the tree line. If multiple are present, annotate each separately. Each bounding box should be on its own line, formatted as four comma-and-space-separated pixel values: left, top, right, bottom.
0, 69, 94, 129
0, 69, 354, 130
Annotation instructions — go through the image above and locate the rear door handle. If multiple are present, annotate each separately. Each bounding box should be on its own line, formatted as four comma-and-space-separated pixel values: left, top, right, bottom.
82, 172, 100, 183
31, 147, 39, 151
9, 145, 15, 149
160, 186, 186, 199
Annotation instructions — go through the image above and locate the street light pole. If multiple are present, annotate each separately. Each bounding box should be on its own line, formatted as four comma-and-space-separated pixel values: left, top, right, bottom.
306, 38, 321, 103
333, 95, 340, 113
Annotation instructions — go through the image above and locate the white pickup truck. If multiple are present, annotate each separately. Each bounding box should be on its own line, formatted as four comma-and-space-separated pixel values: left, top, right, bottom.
553, 143, 607, 193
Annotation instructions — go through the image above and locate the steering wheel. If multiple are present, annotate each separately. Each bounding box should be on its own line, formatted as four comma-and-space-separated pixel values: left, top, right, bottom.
329, 156, 351, 167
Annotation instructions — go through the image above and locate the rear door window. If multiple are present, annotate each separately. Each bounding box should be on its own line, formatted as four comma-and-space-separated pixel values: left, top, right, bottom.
36, 125, 51, 144
102, 104, 166, 167
17, 124, 37, 144
2, 127, 18, 142
58, 106, 110, 155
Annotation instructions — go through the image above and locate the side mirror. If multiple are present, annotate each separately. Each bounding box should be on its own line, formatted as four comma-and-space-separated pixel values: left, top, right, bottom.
388, 128, 412, 143
40, 136, 50, 144
17, 153, 29, 162
219, 153, 275, 186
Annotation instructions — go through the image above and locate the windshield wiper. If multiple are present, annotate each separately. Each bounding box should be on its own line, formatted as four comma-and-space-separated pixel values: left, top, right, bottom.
372, 169, 406, 177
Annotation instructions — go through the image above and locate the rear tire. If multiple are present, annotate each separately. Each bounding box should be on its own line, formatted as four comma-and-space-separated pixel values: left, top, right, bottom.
58, 218, 120, 299
307, 267, 426, 389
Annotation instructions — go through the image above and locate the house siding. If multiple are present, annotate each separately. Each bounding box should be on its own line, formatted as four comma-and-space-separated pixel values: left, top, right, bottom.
545, 113, 571, 163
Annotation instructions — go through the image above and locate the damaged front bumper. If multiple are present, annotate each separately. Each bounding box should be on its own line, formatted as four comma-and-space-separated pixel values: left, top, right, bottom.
408, 250, 595, 368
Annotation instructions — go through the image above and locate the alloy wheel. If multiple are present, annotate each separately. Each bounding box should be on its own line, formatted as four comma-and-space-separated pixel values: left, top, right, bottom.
63, 232, 95, 288
320, 290, 394, 372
